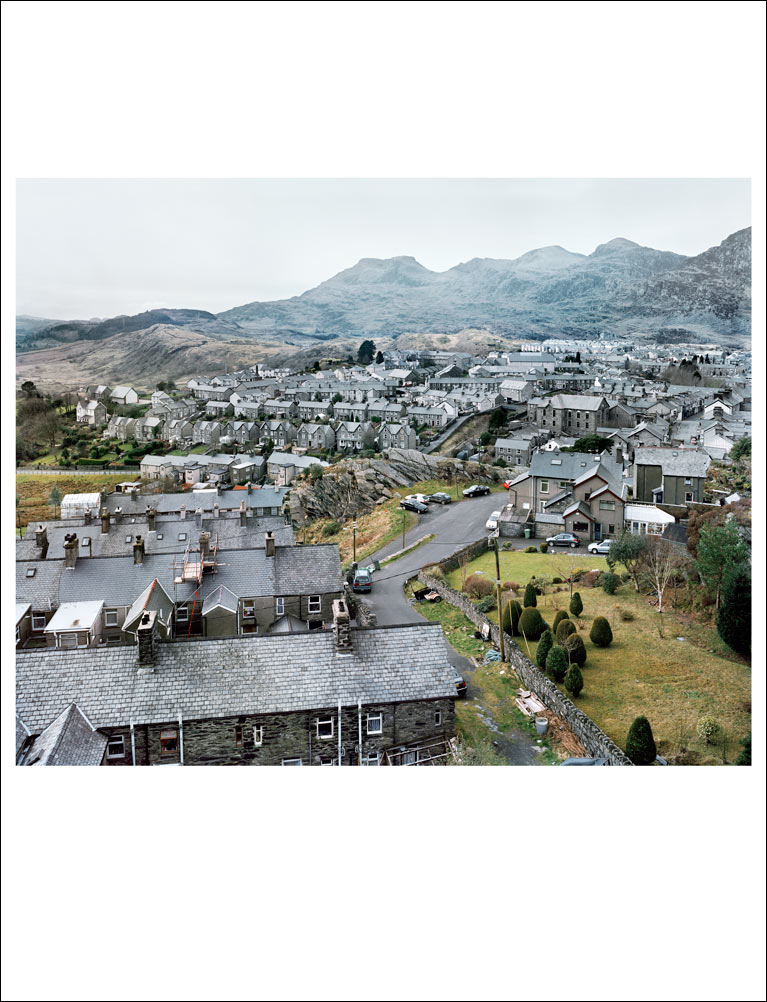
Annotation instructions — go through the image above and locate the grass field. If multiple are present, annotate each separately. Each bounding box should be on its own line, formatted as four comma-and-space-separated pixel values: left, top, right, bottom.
15, 474, 134, 528
446, 549, 751, 764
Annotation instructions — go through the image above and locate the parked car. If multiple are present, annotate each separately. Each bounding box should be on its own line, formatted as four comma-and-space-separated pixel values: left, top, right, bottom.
588, 539, 613, 555
427, 492, 452, 504
485, 510, 502, 530
404, 493, 429, 504
462, 484, 491, 497
546, 532, 581, 548
400, 498, 428, 513
561, 757, 611, 766
452, 667, 467, 698
351, 568, 372, 593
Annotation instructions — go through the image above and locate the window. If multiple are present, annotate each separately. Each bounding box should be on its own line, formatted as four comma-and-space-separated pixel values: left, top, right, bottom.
125, 534, 132, 543
608, 524, 615, 534
275, 597, 284, 616
31, 614, 46, 631
242, 599, 256, 619
253, 726, 263, 746
60, 632, 88, 649
316, 718, 334, 739
361, 752, 380, 766
82, 536, 91, 546
282, 758, 302, 766
26, 567, 36, 578
434, 710, 443, 726
319, 757, 336, 766
540, 480, 549, 494
599, 500, 615, 511
156, 533, 164, 540
685, 492, 694, 502
366, 712, 383, 735
176, 605, 189, 623
684, 478, 692, 486
178, 532, 187, 541
234, 725, 243, 746
160, 729, 179, 755
107, 735, 125, 759
104, 609, 119, 627
307, 595, 322, 614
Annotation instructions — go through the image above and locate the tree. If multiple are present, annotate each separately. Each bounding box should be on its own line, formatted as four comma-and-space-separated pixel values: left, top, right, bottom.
556, 618, 576, 643
569, 592, 583, 617
331, 392, 343, 404
590, 616, 613, 647
546, 646, 568, 682
564, 663, 583, 697
518, 606, 546, 642
49, 486, 62, 517
536, 630, 554, 669
562, 633, 587, 667
501, 599, 523, 637
716, 564, 751, 655
735, 734, 751, 766
730, 436, 751, 462
625, 716, 657, 764
642, 536, 681, 615
552, 610, 569, 633
570, 434, 613, 454
361, 427, 377, 451
308, 464, 324, 481
375, 350, 384, 364
575, 351, 581, 364
523, 582, 537, 607
696, 519, 749, 609
357, 340, 376, 365
20, 380, 38, 397
610, 532, 647, 591
488, 408, 506, 430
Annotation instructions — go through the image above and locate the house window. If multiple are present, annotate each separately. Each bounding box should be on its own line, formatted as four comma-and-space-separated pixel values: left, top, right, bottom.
242, 600, 256, 619
104, 609, 119, 627
685, 492, 694, 502
608, 524, 615, 534
156, 533, 164, 540
599, 500, 616, 511
26, 567, 36, 578
316, 718, 334, 739
176, 606, 189, 623
275, 597, 284, 616
435, 710, 443, 726
366, 712, 383, 735
178, 532, 187, 541
361, 752, 380, 766
282, 758, 302, 766
540, 480, 549, 494
160, 729, 179, 755
31, 614, 46, 631
60, 633, 88, 649
107, 735, 125, 759
253, 726, 263, 746
124, 534, 132, 543
234, 725, 244, 746
684, 478, 692, 486
82, 536, 91, 546
307, 595, 322, 614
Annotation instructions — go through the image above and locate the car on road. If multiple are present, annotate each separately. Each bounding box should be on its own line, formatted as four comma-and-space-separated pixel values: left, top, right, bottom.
462, 484, 491, 497
404, 493, 429, 504
587, 539, 613, 555
351, 568, 372, 593
485, 510, 502, 530
546, 532, 582, 548
426, 492, 452, 504
452, 667, 468, 698
400, 498, 429, 513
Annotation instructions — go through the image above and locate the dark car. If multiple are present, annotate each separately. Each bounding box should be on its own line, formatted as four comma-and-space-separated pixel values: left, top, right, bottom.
545, 532, 581, 548
400, 498, 429, 513
427, 492, 452, 504
462, 484, 491, 497
452, 667, 468, 698
351, 568, 372, 593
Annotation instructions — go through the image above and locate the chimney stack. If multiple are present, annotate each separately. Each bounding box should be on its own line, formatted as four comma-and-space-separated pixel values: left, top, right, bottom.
133, 535, 145, 565
114, 506, 123, 524
213, 503, 220, 519
195, 507, 203, 528
332, 598, 352, 651
179, 505, 186, 521
264, 530, 275, 558
239, 500, 247, 527
616, 447, 623, 466
63, 533, 79, 570
35, 524, 48, 552
247, 482, 253, 495
100, 507, 111, 534
137, 610, 157, 668
199, 531, 211, 561
147, 507, 157, 532
83, 509, 92, 525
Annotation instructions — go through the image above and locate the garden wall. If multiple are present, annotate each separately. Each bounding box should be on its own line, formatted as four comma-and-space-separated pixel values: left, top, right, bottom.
417, 560, 634, 765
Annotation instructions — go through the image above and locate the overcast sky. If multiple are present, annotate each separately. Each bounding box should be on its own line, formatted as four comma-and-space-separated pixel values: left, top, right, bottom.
16, 178, 751, 320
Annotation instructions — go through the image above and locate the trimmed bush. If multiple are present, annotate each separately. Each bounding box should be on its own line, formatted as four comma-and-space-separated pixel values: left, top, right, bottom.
518, 606, 546, 642
600, 572, 619, 595
552, 577, 563, 584
524, 545, 538, 553
556, 619, 577, 643
536, 629, 554, 669
523, 582, 537, 607
625, 716, 657, 765
476, 595, 497, 614
552, 610, 569, 632
464, 574, 494, 599
501, 598, 522, 636
562, 633, 587, 667
696, 716, 720, 745
546, 646, 568, 682
590, 616, 613, 647
539, 541, 548, 553
569, 591, 583, 617
564, 663, 584, 697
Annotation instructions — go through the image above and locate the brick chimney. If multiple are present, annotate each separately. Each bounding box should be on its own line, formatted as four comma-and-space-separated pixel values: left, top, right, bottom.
35, 524, 48, 557
264, 530, 275, 558
239, 500, 247, 527
63, 532, 79, 570
199, 531, 210, 561
146, 506, 157, 532
133, 535, 145, 564
100, 507, 111, 534
136, 610, 157, 668
332, 598, 352, 651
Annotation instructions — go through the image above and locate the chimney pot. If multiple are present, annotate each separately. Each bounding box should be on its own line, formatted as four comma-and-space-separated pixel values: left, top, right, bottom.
63, 533, 79, 570
264, 530, 275, 558
133, 535, 145, 564
180, 505, 186, 521
100, 507, 111, 534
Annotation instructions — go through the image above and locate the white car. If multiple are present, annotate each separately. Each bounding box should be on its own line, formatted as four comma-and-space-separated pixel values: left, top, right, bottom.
404, 493, 429, 504
485, 510, 502, 531
588, 539, 613, 555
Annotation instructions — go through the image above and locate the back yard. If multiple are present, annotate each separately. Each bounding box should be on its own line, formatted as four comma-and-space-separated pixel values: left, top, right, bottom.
443, 548, 751, 765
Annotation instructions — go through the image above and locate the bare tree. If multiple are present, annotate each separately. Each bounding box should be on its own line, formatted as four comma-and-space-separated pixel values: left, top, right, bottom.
643, 537, 679, 618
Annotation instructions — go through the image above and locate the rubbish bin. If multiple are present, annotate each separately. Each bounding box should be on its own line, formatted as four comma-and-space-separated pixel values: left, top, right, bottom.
535, 717, 549, 736
524, 528, 532, 539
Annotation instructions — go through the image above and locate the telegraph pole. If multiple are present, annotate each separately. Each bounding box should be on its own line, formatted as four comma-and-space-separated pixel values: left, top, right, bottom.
352, 514, 357, 565
493, 534, 506, 662
402, 509, 407, 549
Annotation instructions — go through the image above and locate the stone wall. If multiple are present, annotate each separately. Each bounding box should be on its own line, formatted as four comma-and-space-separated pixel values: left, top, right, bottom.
416, 565, 633, 765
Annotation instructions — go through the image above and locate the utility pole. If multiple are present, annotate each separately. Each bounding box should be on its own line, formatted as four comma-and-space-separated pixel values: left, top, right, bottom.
493, 534, 506, 662
352, 514, 357, 565
402, 509, 407, 549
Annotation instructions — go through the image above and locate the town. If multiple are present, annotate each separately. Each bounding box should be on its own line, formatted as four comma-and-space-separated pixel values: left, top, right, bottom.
15, 336, 752, 766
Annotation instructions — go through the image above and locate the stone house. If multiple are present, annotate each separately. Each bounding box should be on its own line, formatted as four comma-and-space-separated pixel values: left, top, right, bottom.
332, 400, 369, 422
104, 415, 136, 441
499, 378, 534, 404
76, 399, 107, 426
334, 421, 376, 452
266, 451, 328, 486
633, 447, 710, 504
192, 420, 222, 448
296, 423, 336, 452
369, 400, 406, 422
406, 405, 450, 428
134, 416, 166, 442
377, 422, 417, 450
165, 419, 195, 444
262, 398, 299, 420
258, 419, 297, 448
528, 394, 611, 436
297, 399, 332, 422
110, 385, 139, 406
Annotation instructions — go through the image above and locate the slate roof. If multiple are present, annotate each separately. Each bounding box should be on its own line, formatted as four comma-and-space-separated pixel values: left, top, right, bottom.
633, 447, 711, 478
16, 560, 64, 609
16, 624, 456, 732
102, 487, 287, 514
20, 703, 108, 766
529, 450, 620, 482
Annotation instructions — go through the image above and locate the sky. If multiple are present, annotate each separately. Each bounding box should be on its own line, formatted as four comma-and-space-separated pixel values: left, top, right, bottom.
16, 178, 751, 320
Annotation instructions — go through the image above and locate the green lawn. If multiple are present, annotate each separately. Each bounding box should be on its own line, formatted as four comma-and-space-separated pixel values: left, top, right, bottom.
444, 550, 751, 764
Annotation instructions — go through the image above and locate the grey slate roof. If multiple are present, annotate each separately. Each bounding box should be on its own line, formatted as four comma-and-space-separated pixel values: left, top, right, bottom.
633, 447, 711, 478
16, 561, 64, 609
20, 703, 108, 766
103, 487, 287, 514
16, 624, 456, 731
528, 450, 621, 483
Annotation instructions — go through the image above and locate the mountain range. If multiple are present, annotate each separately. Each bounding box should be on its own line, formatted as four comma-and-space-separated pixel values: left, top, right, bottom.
16, 227, 751, 388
